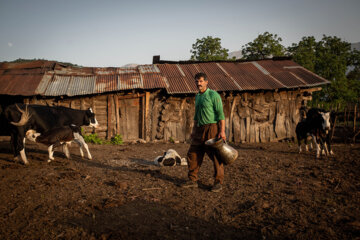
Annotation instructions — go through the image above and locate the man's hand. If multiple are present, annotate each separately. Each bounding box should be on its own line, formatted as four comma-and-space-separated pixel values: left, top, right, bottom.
217, 119, 226, 141
218, 130, 226, 141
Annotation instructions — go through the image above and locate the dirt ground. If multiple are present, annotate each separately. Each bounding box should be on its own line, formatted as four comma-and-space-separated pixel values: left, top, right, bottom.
0, 138, 359, 240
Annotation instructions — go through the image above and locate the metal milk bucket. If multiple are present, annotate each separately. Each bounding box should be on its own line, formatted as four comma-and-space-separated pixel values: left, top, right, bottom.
205, 138, 238, 165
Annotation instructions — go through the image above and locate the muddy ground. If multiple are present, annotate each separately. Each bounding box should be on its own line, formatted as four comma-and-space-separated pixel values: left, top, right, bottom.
0, 138, 359, 240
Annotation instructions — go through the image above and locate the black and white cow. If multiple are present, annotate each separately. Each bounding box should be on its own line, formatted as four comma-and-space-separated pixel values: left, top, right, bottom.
154, 149, 187, 166
296, 108, 334, 158
4, 104, 98, 165
26, 124, 92, 162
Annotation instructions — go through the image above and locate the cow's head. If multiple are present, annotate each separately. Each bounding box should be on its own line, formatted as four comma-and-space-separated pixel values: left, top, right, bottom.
320, 112, 331, 132
85, 108, 99, 128
25, 129, 41, 142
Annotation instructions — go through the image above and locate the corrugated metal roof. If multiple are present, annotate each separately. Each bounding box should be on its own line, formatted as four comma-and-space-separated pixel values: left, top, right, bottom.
35, 72, 54, 95
270, 72, 306, 87
0, 60, 56, 70
0, 59, 330, 96
219, 62, 284, 90
197, 63, 241, 91
287, 67, 328, 86
142, 73, 168, 89
44, 75, 71, 96
0, 71, 44, 96
96, 75, 118, 93
67, 75, 96, 96
118, 73, 142, 90
157, 64, 195, 94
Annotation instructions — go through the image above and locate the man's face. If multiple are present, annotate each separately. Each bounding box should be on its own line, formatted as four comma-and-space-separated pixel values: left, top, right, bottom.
195, 77, 208, 93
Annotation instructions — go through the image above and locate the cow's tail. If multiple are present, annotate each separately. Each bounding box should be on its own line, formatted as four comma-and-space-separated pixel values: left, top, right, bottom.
10, 104, 32, 126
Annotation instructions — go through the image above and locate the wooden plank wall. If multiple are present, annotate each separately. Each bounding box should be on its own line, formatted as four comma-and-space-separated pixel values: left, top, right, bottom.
24, 87, 319, 143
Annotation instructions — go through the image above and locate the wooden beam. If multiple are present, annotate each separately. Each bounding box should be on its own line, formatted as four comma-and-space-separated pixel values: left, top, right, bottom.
115, 96, 120, 135
107, 95, 112, 139
229, 96, 240, 142
141, 95, 146, 139
145, 92, 150, 140
80, 98, 85, 110
118, 93, 145, 100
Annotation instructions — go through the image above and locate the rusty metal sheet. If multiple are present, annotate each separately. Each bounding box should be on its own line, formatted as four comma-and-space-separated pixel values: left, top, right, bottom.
139, 65, 161, 73
94, 68, 117, 75
1, 68, 46, 75
257, 60, 298, 73
44, 75, 71, 96
196, 63, 242, 91
118, 73, 142, 90
176, 64, 202, 92
67, 75, 96, 96
157, 64, 194, 93
0, 73, 44, 96
142, 73, 167, 89
0, 60, 56, 70
55, 67, 94, 75
96, 75, 118, 93
35, 72, 54, 95
288, 68, 329, 86
165, 77, 193, 94
219, 62, 283, 90
270, 72, 306, 87
117, 68, 138, 74
0, 59, 330, 97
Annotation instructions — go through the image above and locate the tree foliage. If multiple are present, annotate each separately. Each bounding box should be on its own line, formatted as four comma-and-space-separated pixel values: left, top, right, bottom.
190, 36, 229, 61
241, 32, 286, 60
288, 36, 317, 72
289, 35, 360, 108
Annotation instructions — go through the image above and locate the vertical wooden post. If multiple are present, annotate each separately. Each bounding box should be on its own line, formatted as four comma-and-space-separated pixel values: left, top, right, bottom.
354, 104, 357, 133
145, 92, 150, 141
344, 107, 347, 127
90, 98, 96, 134
229, 96, 239, 143
141, 95, 146, 139
225, 96, 232, 139
346, 105, 350, 128
107, 95, 112, 139
80, 98, 86, 110
115, 95, 120, 135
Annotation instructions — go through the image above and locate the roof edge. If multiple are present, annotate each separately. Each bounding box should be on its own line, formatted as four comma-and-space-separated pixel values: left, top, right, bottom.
152, 55, 293, 64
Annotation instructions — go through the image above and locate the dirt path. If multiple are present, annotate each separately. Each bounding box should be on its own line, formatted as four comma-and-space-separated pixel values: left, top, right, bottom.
0, 140, 359, 239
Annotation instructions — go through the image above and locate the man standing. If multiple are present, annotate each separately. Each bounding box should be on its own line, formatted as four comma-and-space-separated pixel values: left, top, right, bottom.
181, 72, 226, 192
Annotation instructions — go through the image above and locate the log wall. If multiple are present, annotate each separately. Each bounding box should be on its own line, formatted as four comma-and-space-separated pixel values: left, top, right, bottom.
23, 87, 318, 143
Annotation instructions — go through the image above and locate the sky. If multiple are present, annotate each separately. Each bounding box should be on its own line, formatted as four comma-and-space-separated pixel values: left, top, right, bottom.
1, 0, 360, 67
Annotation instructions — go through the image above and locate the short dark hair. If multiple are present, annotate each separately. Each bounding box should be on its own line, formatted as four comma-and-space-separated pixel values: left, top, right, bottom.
194, 72, 207, 81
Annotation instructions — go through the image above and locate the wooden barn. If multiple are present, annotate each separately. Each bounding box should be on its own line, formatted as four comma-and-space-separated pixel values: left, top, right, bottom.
0, 57, 329, 143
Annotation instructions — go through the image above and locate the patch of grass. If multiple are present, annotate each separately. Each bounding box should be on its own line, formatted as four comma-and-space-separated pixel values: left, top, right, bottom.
81, 128, 123, 145
110, 134, 123, 145
169, 137, 175, 143
83, 133, 104, 144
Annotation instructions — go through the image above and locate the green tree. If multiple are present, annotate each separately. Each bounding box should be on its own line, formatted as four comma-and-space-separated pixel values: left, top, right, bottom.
288, 36, 317, 72
315, 35, 351, 81
348, 49, 360, 81
190, 36, 229, 61
289, 35, 359, 108
241, 32, 286, 60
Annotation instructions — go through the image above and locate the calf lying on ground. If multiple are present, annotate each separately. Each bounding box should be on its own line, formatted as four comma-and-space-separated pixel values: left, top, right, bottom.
154, 149, 187, 166
26, 124, 92, 162
296, 108, 334, 158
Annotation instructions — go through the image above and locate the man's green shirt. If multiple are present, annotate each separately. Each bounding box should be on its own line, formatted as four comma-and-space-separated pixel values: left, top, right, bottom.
194, 88, 225, 126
